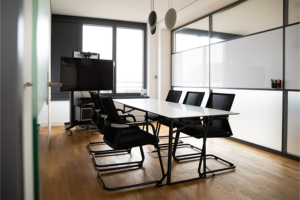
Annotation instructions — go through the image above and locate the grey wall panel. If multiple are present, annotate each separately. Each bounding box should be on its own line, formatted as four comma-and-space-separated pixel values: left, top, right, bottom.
51, 21, 78, 100
285, 24, 300, 90
1, 0, 23, 199
211, 29, 283, 89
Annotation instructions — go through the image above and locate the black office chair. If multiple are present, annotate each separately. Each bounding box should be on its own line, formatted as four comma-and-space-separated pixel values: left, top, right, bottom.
172, 93, 236, 175
144, 90, 182, 135
97, 96, 165, 191
157, 91, 205, 149
87, 92, 136, 156
89, 91, 101, 134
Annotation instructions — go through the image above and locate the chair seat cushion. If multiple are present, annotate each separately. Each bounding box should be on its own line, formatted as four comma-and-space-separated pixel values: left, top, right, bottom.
177, 125, 232, 138
116, 128, 157, 150
159, 118, 201, 128
146, 113, 160, 121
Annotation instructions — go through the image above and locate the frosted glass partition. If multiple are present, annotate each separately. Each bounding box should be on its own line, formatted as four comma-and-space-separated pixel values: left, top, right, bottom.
172, 46, 209, 87
173, 87, 210, 107
212, 0, 283, 43
211, 29, 283, 89
287, 92, 300, 156
213, 89, 282, 150
285, 24, 300, 90
289, 0, 300, 24
174, 17, 209, 53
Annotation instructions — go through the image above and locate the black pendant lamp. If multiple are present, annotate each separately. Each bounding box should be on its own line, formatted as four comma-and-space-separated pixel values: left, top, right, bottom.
148, 0, 157, 35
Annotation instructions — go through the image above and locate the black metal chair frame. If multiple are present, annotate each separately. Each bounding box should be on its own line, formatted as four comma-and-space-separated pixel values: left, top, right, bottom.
97, 96, 165, 191
165, 93, 236, 176
172, 117, 236, 174
87, 92, 136, 156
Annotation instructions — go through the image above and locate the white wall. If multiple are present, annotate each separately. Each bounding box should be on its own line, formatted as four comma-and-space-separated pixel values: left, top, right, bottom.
38, 101, 69, 127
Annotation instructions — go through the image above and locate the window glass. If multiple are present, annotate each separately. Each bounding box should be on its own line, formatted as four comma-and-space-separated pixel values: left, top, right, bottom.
174, 17, 209, 53
287, 92, 300, 156
116, 28, 144, 93
82, 25, 113, 59
289, 0, 300, 24
212, 0, 283, 43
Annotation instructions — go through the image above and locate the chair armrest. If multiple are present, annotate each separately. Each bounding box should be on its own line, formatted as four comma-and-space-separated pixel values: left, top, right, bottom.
116, 109, 125, 113
119, 113, 136, 122
126, 121, 156, 133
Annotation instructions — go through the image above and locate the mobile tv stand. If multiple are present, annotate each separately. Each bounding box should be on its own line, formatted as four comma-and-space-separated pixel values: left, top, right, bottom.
64, 91, 92, 136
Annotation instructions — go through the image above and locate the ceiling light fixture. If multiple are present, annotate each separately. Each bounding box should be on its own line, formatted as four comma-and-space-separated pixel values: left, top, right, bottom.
148, 0, 157, 35
165, 0, 177, 30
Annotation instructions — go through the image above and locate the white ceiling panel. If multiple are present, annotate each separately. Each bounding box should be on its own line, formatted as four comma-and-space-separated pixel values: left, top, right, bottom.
51, 0, 196, 23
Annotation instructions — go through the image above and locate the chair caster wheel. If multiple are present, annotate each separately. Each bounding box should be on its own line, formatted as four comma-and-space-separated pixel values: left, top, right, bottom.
66, 130, 72, 136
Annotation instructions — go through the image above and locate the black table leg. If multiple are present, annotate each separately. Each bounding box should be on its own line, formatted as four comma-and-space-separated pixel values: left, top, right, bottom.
146, 111, 148, 135
167, 119, 173, 184
203, 117, 207, 177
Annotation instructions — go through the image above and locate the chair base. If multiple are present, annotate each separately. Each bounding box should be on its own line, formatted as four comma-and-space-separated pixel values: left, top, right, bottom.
96, 146, 162, 191
156, 154, 235, 188
87, 141, 131, 155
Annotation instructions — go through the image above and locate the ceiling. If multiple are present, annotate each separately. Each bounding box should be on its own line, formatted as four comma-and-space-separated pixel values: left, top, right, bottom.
51, 0, 197, 24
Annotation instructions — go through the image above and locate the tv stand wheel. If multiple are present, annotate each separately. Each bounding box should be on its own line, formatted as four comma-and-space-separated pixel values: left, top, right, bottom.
66, 130, 72, 136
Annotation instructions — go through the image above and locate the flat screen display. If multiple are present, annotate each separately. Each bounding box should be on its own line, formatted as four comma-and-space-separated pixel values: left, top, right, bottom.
60, 57, 114, 91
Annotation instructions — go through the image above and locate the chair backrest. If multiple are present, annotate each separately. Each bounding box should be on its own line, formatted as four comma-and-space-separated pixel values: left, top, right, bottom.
99, 96, 124, 149
182, 92, 205, 122
100, 96, 122, 124
205, 93, 235, 132
165, 90, 182, 103
206, 93, 235, 111
183, 92, 205, 106
89, 92, 99, 124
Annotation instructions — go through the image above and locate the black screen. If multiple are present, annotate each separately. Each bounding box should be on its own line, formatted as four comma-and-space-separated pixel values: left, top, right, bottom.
60, 57, 114, 91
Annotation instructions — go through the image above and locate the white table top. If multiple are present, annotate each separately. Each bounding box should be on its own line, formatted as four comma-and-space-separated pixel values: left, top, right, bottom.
114, 99, 239, 119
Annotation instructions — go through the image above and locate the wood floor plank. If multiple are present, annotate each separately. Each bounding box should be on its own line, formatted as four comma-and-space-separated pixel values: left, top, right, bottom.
38, 124, 299, 200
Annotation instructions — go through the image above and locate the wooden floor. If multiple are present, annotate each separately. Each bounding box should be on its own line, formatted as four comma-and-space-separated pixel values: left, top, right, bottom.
39, 124, 300, 200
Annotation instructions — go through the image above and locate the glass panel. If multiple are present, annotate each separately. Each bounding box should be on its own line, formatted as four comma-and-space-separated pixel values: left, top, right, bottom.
287, 92, 300, 156
289, 0, 300, 24
173, 87, 209, 107
116, 28, 144, 93
285, 24, 300, 90
210, 29, 283, 89
213, 89, 283, 151
172, 46, 209, 87
82, 25, 113, 60
174, 17, 209, 53
212, 0, 283, 43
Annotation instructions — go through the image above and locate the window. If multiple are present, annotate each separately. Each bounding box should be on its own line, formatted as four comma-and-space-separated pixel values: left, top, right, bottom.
116, 28, 144, 93
83, 25, 113, 59
82, 22, 146, 96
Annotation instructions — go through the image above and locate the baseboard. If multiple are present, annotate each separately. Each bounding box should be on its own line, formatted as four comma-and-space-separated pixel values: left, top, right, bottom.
227, 137, 300, 162
38, 121, 66, 127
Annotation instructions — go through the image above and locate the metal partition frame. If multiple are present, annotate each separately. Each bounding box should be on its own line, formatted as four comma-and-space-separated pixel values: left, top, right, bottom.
171, 0, 300, 161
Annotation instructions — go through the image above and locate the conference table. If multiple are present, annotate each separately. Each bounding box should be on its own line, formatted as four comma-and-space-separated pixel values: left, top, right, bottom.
114, 98, 239, 186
